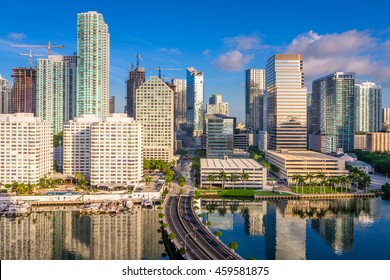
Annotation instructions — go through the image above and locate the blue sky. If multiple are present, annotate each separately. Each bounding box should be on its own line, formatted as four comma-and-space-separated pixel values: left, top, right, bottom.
1, 0, 389, 122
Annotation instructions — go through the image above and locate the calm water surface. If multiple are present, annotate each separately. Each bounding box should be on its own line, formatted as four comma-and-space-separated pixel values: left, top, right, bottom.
203, 197, 390, 260
0, 205, 168, 260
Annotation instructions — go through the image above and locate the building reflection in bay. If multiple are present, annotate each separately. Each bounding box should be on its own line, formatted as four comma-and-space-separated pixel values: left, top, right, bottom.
200, 198, 375, 260
0, 205, 165, 260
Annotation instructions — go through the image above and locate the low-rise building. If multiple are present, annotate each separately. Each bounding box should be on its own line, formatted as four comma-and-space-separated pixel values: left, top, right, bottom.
348, 161, 373, 174
266, 150, 348, 185
367, 132, 390, 152
200, 157, 267, 188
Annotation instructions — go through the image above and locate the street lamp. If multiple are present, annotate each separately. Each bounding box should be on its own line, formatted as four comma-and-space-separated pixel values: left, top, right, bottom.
184, 232, 195, 251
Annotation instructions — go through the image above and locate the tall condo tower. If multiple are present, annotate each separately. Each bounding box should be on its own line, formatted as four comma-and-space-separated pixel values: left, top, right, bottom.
246, 69, 265, 133
266, 54, 307, 151
136, 77, 174, 161
354, 81, 382, 132
173, 79, 187, 131
310, 72, 355, 153
126, 66, 145, 117
36, 55, 77, 134
77, 11, 110, 118
0, 74, 12, 114
11, 68, 36, 114
186, 67, 204, 137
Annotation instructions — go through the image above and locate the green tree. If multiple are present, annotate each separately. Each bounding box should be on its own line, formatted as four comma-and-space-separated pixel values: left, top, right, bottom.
305, 173, 315, 194
229, 173, 239, 187
218, 170, 227, 189
178, 176, 186, 187
316, 171, 326, 194
214, 230, 223, 238
228, 242, 239, 251
144, 176, 152, 186
206, 173, 216, 189
241, 171, 249, 189
168, 233, 176, 240
178, 247, 186, 255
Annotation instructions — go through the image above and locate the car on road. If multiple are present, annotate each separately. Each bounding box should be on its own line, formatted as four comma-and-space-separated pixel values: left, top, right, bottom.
184, 216, 190, 221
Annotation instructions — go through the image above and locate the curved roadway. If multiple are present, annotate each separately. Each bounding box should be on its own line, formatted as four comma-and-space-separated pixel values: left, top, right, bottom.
165, 185, 242, 260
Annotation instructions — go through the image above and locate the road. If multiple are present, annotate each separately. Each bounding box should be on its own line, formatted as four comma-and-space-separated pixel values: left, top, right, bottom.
165, 185, 242, 260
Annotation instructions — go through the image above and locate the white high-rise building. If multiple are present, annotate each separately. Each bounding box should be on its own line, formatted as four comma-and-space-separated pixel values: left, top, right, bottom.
90, 114, 143, 188
63, 114, 101, 179
36, 55, 77, 134
355, 82, 382, 132
77, 11, 110, 118
0, 113, 52, 185
207, 94, 229, 115
186, 67, 204, 137
383, 108, 390, 123
136, 76, 174, 162
0, 74, 12, 114
246, 69, 265, 133
266, 54, 307, 150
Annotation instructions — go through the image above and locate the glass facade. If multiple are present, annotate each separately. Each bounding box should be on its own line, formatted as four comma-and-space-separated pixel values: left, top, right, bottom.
186, 67, 204, 137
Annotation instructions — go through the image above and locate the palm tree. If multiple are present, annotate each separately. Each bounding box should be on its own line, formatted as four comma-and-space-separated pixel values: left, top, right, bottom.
206, 173, 216, 189
74, 172, 83, 186
218, 170, 227, 189
305, 173, 315, 194
292, 174, 300, 191
229, 173, 239, 187
240, 171, 249, 189
316, 171, 326, 194
297, 175, 305, 194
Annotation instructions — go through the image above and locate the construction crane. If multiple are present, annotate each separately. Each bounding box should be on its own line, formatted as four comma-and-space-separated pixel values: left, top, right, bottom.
150, 66, 182, 79
19, 50, 45, 69
12, 41, 64, 56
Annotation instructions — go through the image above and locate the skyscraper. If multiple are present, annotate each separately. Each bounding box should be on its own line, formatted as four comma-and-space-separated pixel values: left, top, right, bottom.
186, 67, 204, 137
109, 96, 115, 113
90, 114, 143, 189
207, 94, 229, 115
355, 82, 382, 132
77, 11, 110, 118
36, 55, 77, 134
136, 77, 174, 161
383, 108, 390, 123
11, 68, 36, 114
126, 66, 145, 117
310, 72, 355, 153
266, 54, 307, 151
0, 113, 52, 185
173, 79, 186, 130
0, 74, 12, 114
246, 69, 265, 133
205, 114, 234, 158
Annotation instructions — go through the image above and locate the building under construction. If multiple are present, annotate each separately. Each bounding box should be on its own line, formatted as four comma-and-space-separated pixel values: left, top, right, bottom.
126, 66, 145, 118
11, 68, 36, 115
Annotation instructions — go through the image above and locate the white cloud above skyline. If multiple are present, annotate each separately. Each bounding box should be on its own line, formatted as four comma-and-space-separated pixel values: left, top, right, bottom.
157, 48, 181, 55
213, 50, 253, 72
8, 32, 26, 41
285, 29, 390, 86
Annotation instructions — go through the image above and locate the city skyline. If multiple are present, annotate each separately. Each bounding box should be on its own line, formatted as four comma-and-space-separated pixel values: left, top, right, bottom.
0, 0, 389, 122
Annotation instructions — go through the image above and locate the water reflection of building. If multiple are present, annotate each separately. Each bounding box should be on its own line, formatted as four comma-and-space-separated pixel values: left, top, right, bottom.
311, 215, 354, 254
141, 207, 165, 259
244, 203, 267, 236
0, 213, 54, 260
207, 212, 234, 230
275, 208, 306, 260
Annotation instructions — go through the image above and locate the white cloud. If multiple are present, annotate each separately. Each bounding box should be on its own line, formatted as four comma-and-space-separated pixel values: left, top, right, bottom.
213, 50, 253, 72
223, 35, 260, 50
8, 32, 26, 41
285, 29, 390, 85
157, 48, 181, 55
202, 49, 210, 56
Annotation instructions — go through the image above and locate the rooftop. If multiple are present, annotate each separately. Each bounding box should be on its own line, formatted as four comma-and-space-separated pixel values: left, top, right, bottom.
267, 150, 341, 161
349, 160, 372, 167
201, 158, 263, 169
